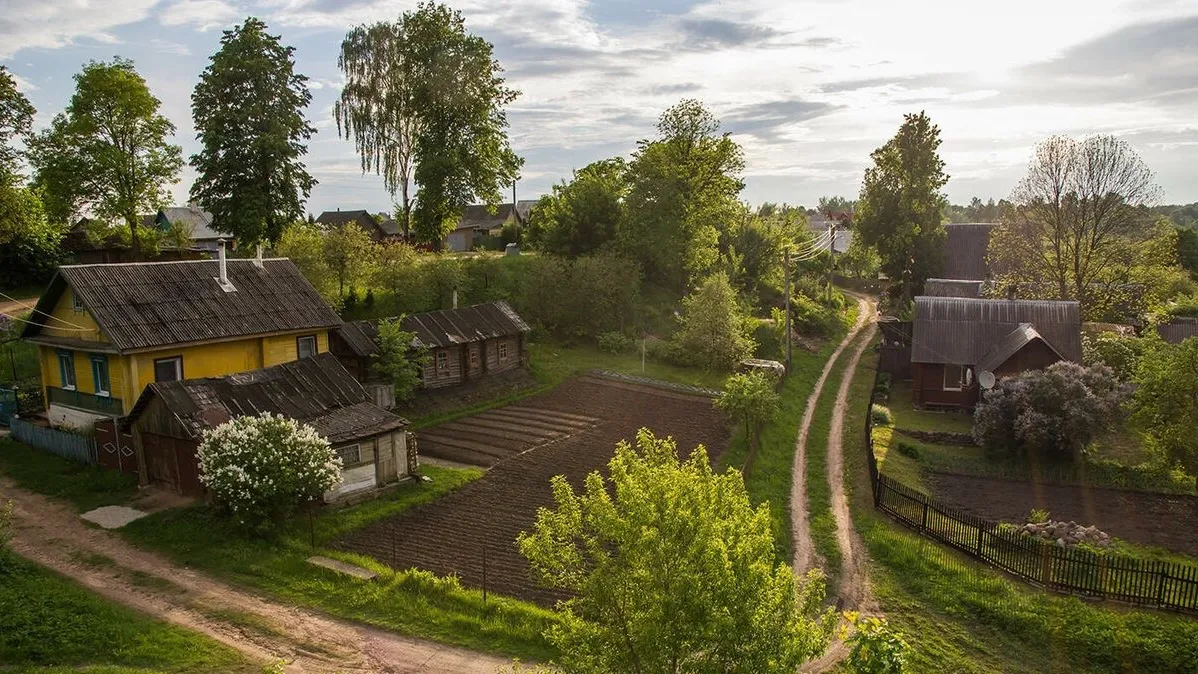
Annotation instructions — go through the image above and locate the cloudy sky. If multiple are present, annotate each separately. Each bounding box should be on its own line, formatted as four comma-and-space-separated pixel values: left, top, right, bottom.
2, 0, 1196, 215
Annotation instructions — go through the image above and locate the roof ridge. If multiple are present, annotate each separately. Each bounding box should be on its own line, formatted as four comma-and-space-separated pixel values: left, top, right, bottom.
60, 258, 291, 268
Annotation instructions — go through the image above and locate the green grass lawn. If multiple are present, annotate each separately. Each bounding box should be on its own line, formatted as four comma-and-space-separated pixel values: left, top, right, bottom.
886, 380, 975, 434
0, 554, 258, 674
0, 438, 139, 511
118, 464, 559, 661
719, 302, 859, 563
844, 351, 1198, 674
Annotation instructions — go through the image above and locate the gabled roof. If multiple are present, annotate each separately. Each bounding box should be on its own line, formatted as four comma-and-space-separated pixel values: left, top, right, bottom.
454, 201, 536, 232
402, 301, 530, 349
125, 353, 407, 443
912, 296, 1081, 365
21, 259, 342, 352
923, 279, 985, 298
316, 209, 374, 228
943, 223, 995, 281
807, 217, 854, 254
157, 206, 227, 242
336, 319, 381, 358
975, 323, 1063, 373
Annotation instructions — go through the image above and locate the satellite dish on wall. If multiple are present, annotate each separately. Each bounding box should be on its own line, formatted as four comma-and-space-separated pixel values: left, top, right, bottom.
978, 370, 996, 390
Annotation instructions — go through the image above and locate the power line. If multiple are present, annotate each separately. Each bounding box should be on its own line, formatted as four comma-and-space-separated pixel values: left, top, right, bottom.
0, 291, 89, 331
1, 310, 93, 332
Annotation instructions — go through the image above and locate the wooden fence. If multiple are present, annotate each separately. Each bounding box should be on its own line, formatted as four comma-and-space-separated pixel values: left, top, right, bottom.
864, 372, 1198, 614
8, 417, 97, 465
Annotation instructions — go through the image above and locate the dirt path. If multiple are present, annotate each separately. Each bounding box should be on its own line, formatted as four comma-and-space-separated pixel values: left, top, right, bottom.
0, 477, 511, 674
792, 296, 872, 577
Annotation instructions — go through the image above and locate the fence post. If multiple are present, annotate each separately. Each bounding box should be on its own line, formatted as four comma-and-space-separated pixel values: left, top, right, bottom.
920, 500, 929, 534
1040, 544, 1053, 587
1157, 564, 1169, 607
976, 526, 984, 558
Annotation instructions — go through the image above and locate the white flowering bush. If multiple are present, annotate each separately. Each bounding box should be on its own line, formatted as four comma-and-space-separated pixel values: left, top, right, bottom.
198, 413, 342, 533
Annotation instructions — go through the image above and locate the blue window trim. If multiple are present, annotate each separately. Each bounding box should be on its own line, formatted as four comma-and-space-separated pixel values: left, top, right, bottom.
90, 354, 110, 396
57, 350, 75, 389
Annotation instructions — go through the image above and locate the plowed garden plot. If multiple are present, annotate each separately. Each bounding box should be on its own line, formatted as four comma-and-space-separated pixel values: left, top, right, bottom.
927, 472, 1198, 557
338, 375, 729, 605
419, 406, 601, 467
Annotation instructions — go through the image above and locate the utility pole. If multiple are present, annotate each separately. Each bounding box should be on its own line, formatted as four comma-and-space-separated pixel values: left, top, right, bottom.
827, 218, 836, 301
784, 247, 792, 372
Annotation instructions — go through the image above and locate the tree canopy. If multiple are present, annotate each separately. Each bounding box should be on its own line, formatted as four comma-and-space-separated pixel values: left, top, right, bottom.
190, 17, 317, 246
673, 272, 755, 370
1132, 337, 1198, 488
518, 428, 836, 674
0, 66, 35, 182
371, 317, 428, 402
29, 58, 181, 249
854, 111, 949, 301
620, 99, 745, 290
339, 2, 522, 246
526, 157, 626, 257
716, 370, 781, 468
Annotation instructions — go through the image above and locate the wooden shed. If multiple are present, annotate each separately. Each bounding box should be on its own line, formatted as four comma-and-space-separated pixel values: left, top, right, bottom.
331, 301, 531, 390
911, 296, 1081, 409
123, 353, 413, 500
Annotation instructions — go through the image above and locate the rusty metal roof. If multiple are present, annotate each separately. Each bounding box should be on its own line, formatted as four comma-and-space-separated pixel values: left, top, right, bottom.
943, 223, 994, 281
126, 353, 407, 443
22, 259, 342, 352
912, 296, 1081, 365
400, 301, 529, 349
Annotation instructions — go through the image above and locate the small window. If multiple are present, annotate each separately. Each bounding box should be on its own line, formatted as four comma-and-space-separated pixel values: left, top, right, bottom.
71, 292, 85, 313
498, 342, 509, 362
336, 444, 361, 466
297, 335, 317, 359
469, 349, 479, 367
58, 351, 76, 390
91, 355, 110, 396
436, 350, 448, 371
154, 357, 183, 383
943, 364, 963, 391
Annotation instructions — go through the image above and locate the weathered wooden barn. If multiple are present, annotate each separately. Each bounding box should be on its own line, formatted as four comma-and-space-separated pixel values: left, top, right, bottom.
331, 301, 531, 390
911, 296, 1081, 408
123, 353, 412, 500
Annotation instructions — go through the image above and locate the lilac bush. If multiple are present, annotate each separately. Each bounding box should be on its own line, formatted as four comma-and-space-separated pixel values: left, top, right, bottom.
198, 413, 342, 532
972, 362, 1129, 461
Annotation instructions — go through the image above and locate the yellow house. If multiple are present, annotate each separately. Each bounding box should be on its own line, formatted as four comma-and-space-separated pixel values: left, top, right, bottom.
20, 254, 342, 429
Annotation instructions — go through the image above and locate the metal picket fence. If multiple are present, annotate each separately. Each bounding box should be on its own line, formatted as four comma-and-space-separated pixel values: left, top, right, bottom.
8, 417, 98, 465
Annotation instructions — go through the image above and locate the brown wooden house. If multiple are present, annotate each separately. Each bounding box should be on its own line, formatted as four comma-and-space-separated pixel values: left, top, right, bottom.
330, 301, 530, 390
911, 296, 1081, 408
123, 353, 412, 500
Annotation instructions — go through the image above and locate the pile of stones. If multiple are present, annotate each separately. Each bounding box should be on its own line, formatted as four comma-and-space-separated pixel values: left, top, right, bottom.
1018, 519, 1112, 548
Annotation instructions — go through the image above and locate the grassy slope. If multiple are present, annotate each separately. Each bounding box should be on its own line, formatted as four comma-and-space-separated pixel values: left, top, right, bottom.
0, 555, 257, 674
720, 303, 858, 563
843, 346, 1198, 674
119, 464, 558, 661
0, 439, 139, 511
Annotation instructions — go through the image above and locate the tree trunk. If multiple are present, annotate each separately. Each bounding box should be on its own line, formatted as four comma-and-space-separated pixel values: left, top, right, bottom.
401, 182, 411, 240
127, 213, 141, 260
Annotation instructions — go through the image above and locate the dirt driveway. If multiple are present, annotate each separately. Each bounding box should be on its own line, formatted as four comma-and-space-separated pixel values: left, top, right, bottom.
1, 476, 511, 673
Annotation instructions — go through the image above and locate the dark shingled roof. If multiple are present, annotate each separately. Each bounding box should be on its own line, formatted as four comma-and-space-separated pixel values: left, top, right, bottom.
912, 296, 1081, 366
943, 223, 995, 281
21, 259, 341, 352
400, 301, 529, 349
336, 319, 381, 358
125, 353, 407, 443
1158, 317, 1198, 344
454, 201, 536, 232
975, 323, 1063, 373
923, 279, 985, 298
157, 206, 227, 241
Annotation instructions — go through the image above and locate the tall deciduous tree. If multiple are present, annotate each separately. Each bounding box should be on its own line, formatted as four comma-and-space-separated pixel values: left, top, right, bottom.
855, 111, 949, 301
371, 317, 429, 402
1132, 337, 1198, 490
0, 66, 35, 182
673, 272, 755, 370
322, 222, 377, 297
337, 2, 522, 247
518, 428, 836, 674
28, 58, 181, 251
717, 370, 781, 469
191, 18, 316, 246
988, 135, 1165, 319
525, 157, 626, 256
621, 99, 745, 290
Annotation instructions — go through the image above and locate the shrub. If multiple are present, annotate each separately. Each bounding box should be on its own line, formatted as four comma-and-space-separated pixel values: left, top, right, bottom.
198, 413, 342, 533
870, 404, 893, 426
0, 500, 12, 564
875, 372, 892, 395
972, 362, 1129, 462
672, 272, 755, 370
597, 331, 635, 354
791, 293, 842, 337
842, 612, 908, 674
363, 288, 375, 308
343, 287, 360, 311
895, 441, 920, 459
644, 338, 684, 366
1081, 332, 1143, 380
1028, 508, 1050, 524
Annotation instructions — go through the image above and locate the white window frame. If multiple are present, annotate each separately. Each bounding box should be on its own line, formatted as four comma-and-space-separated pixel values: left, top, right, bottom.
336, 443, 362, 466
469, 349, 479, 367
297, 334, 317, 359
436, 350, 448, 371
91, 355, 111, 397
943, 364, 964, 391
498, 342, 509, 362
72, 292, 85, 313
58, 351, 76, 390
154, 356, 183, 383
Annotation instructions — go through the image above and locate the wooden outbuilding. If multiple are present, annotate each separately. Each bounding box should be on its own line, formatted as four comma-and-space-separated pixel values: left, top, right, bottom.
123, 353, 412, 500
910, 296, 1081, 409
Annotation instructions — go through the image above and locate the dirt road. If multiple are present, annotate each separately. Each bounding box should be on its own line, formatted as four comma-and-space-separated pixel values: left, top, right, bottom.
792, 296, 872, 577
1, 477, 512, 673
0, 294, 39, 319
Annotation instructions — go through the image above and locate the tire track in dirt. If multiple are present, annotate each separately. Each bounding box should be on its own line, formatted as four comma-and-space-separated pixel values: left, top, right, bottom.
792, 296, 872, 577
0, 477, 511, 673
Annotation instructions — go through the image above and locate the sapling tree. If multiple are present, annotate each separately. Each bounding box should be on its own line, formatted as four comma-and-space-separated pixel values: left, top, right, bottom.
717, 370, 780, 469
518, 428, 837, 673
372, 317, 429, 402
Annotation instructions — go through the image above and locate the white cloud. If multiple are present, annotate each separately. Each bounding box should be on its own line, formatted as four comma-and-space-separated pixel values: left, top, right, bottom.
0, 0, 158, 58
158, 0, 242, 31
7, 70, 39, 92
